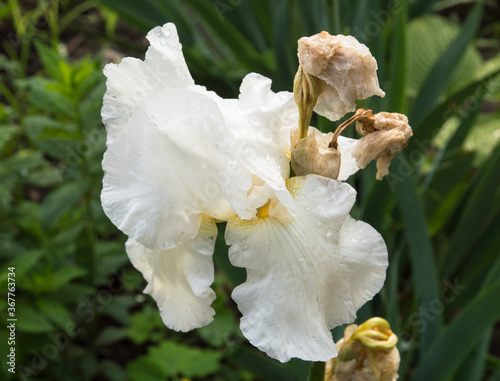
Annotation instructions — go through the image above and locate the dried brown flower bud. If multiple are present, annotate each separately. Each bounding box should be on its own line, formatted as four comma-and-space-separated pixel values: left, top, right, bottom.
290, 126, 341, 179
290, 127, 360, 181
298, 31, 385, 122
325, 318, 400, 381
352, 111, 412, 180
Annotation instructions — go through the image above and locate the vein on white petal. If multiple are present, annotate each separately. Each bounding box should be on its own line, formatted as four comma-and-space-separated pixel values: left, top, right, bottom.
226, 175, 387, 362
126, 217, 217, 332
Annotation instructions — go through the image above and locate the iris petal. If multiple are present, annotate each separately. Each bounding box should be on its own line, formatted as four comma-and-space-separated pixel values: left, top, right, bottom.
126, 217, 217, 332
226, 175, 387, 362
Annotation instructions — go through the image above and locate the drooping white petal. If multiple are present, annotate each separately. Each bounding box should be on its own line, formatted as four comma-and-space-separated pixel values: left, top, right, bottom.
101, 87, 253, 250
102, 23, 194, 134
126, 217, 217, 332
226, 175, 387, 362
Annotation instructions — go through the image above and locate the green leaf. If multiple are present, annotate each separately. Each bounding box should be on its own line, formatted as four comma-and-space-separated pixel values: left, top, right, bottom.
409, 0, 439, 18
185, 0, 266, 73
24, 115, 80, 160
411, 281, 500, 381
410, 3, 484, 126
124, 305, 165, 345
18, 77, 75, 119
100, 360, 127, 381
198, 309, 237, 347
127, 357, 166, 381
96, 0, 166, 31
26, 167, 62, 187
96, 327, 127, 347
151, 341, 222, 378
229, 346, 309, 381
213, 222, 245, 286
454, 329, 492, 381
36, 299, 73, 329
0, 125, 19, 154
408, 55, 500, 151
407, 15, 483, 99
0, 149, 45, 175
0, 250, 44, 284
391, 158, 441, 350
101, 295, 136, 325
464, 111, 500, 164
16, 303, 53, 333
387, 0, 408, 113
49, 265, 88, 291
128, 341, 222, 379
443, 143, 500, 278
34, 41, 65, 82
41, 180, 89, 230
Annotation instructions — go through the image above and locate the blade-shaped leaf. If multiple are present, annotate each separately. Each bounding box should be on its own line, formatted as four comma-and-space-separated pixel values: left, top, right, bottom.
392, 157, 441, 351
410, 1, 484, 126
411, 281, 500, 381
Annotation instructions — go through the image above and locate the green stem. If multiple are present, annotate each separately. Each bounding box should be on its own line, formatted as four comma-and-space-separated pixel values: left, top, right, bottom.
308, 361, 326, 381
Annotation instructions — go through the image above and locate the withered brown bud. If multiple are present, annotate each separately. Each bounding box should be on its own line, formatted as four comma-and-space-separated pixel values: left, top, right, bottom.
298, 31, 385, 122
352, 111, 412, 180
290, 127, 341, 180
325, 318, 400, 381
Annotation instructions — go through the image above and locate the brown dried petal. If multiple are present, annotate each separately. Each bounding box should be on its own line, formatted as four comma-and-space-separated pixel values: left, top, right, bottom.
298, 31, 385, 121
352, 112, 412, 180
290, 127, 341, 180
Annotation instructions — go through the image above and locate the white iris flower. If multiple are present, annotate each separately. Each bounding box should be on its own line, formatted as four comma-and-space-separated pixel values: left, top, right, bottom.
101, 23, 388, 363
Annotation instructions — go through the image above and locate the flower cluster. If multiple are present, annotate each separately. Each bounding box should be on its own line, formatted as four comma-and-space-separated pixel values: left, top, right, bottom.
101, 24, 410, 363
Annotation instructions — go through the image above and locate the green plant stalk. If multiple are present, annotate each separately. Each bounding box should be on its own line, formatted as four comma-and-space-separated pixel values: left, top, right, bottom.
74, 101, 99, 350
308, 361, 326, 381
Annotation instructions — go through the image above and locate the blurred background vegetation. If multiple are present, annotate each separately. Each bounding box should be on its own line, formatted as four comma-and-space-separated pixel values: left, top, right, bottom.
1, 0, 500, 380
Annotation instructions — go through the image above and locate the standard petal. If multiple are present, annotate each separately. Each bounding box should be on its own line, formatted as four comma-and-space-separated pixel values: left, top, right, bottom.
101, 87, 253, 250
102, 23, 194, 134
337, 136, 360, 181
214, 73, 299, 214
226, 175, 387, 362
126, 217, 217, 332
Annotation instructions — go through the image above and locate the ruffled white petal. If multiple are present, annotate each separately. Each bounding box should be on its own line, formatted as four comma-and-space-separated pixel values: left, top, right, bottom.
233, 73, 298, 155
226, 175, 387, 362
102, 23, 194, 134
101, 87, 253, 250
126, 217, 217, 332
215, 73, 299, 214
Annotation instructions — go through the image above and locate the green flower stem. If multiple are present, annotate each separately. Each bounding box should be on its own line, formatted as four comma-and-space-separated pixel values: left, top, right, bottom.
308, 361, 326, 381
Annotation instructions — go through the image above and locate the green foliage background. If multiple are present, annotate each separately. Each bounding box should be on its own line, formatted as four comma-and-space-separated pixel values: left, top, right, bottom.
1, 0, 500, 380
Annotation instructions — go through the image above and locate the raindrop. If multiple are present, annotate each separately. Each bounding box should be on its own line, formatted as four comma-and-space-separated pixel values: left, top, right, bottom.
249, 114, 261, 126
